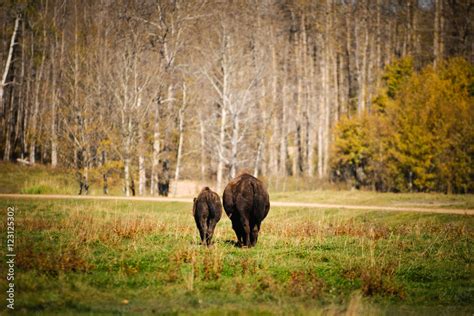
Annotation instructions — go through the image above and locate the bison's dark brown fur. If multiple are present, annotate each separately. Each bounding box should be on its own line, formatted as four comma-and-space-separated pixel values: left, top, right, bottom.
223, 173, 270, 247
193, 187, 222, 246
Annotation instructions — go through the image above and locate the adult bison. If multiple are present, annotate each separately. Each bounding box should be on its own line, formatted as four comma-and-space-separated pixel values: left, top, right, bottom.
193, 187, 222, 246
223, 173, 270, 247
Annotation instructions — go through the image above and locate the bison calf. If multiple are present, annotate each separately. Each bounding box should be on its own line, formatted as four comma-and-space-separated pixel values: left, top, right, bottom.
223, 173, 270, 247
193, 187, 222, 246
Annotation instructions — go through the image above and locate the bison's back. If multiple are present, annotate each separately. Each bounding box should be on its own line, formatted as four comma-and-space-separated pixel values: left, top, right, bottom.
196, 187, 222, 220
223, 174, 270, 222
207, 189, 223, 221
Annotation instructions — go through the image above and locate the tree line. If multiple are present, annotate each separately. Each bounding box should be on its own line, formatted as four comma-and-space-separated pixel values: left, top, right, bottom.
333, 57, 473, 193
0, 0, 472, 194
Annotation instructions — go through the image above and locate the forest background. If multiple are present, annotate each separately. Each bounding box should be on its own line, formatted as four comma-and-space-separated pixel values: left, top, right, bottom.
0, 0, 472, 195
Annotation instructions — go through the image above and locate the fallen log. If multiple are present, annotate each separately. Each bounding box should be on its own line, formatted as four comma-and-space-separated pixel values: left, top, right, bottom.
16, 158, 31, 165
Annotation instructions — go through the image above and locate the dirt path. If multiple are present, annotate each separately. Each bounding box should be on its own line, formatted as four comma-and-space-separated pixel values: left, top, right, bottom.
1, 193, 472, 215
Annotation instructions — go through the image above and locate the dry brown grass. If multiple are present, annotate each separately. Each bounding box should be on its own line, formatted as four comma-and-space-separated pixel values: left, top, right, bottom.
19, 209, 168, 246
288, 270, 325, 298
166, 245, 224, 285
202, 249, 224, 280
240, 257, 257, 275
265, 219, 391, 241
15, 209, 171, 275
18, 216, 54, 231
342, 261, 405, 299
62, 211, 166, 245
16, 245, 93, 274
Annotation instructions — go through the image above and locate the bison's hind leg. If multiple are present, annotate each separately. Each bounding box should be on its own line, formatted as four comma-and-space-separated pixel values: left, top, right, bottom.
238, 216, 251, 247
195, 216, 208, 245
206, 218, 218, 246
231, 218, 244, 246
250, 223, 259, 247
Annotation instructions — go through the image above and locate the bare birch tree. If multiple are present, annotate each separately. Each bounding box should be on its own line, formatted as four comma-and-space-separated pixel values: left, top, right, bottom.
173, 82, 187, 196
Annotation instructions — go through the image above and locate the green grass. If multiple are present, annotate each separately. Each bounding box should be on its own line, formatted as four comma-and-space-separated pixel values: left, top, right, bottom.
0, 198, 472, 314
271, 190, 474, 209
0, 162, 125, 196
0, 162, 77, 195
2, 162, 473, 211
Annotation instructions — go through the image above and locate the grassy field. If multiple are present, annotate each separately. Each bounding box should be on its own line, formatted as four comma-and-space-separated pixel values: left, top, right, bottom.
0, 162, 124, 196
1, 162, 473, 211
0, 197, 472, 314
271, 190, 474, 209
0, 162, 76, 195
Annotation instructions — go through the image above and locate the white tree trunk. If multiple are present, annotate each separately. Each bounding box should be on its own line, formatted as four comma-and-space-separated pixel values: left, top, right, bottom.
279, 58, 289, 177
216, 35, 229, 192
3, 96, 13, 160
318, 1, 331, 180
50, 8, 64, 168
354, 19, 361, 113
51, 102, 58, 167
269, 42, 279, 172
293, 15, 304, 176
216, 106, 227, 192
72, 3, 80, 169
12, 20, 26, 161
173, 84, 186, 196
138, 100, 146, 195
124, 157, 131, 197
253, 139, 263, 178
375, 0, 382, 89
229, 109, 240, 179
150, 97, 161, 195
333, 53, 339, 122
306, 49, 315, 177
216, 101, 227, 192
138, 153, 145, 195
433, 0, 444, 67
199, 114, 206, 182
123, 117, 132, 197
29, 41, 46, 164
317, 104, 324, 179
138, 133, 146, 195
322, 0, 333, 178
50, 33, 62, 168
0, 16, 20, 117
357, 3, 369, 115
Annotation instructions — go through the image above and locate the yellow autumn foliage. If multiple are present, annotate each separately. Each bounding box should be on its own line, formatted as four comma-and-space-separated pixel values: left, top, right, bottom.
332, 58, 473, 193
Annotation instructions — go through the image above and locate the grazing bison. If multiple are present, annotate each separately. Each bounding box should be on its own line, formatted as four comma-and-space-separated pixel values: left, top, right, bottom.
223, 173, 270, 247
158, 159, 170, 196
193, 187, 223, 246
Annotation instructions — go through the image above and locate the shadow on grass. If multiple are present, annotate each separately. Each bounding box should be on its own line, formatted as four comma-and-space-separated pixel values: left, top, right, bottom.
222, 239, 241, 248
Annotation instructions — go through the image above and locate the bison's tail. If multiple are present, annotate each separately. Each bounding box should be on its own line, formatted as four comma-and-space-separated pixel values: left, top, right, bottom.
251, 180, 270, 221
206, 195, 221, 220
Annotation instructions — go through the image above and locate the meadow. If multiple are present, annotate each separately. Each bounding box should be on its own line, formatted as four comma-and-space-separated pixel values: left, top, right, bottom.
1, 162, 473, 210
0, 162, 472, 314
0, 196, 472, 314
